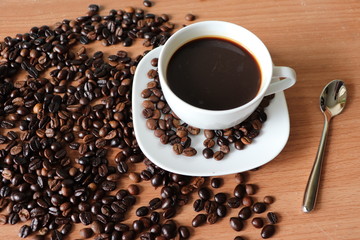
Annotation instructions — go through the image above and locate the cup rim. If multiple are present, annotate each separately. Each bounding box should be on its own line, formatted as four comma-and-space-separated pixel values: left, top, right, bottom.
158, 20, 273, 115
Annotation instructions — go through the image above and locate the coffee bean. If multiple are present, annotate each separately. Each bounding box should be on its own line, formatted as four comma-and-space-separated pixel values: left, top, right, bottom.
235, 173, 245, 184
182, 147, 197, 156
211, 178, 222, 188
214, 193, 227, 204
198, 187, 211, 200
143, 0, 153, 7
238, 207, 252, 220
207, 213, 218, 224
192, 214, 206, 227
216, 205, 227, 218
242, 196, 253, 207
161, 223, 177, 239
230, 217, 243, 231
234, 184, 246, 198
267, 212, 278, 224
213, 151, 224, 160
227, 197, 241, 208
178, 226, 190, 239
128, 184, 140, 195
91, 220, 104, 234
263, 196, 274, 204
253, 202, 267, 214
261, 225, 276, 239
245, 184, 256, 195
80, 228, 94, 238
136, 206, 149, 217
128, 172, 141, 183
163, 207, 176, 219
185, 13, 196, 21
193, 199, 205, 212
172, 143, 183, 155
19, 225, 31, 238
79, 212, 92, 225
202, 148, 214, 159
234, 236, 245, 240
251, 217, 264, 228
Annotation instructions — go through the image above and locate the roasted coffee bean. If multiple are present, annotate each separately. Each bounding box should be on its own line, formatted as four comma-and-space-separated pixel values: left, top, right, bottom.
227, 197, 241, 208
198, 187, 211, 200
238, 207, 252, 220
204, 200, 218, 214
267, 212, 278, 224
185, 13, 196, 21
213, 151, 224, 160
163, 207, 176, 219
178, 226, 190, 239
143, 0, 153, 7
252, 217, 264, 228
192, 214, 207, 227
161, 223, 177, 239
234, 184, 246, 198
235, 173, 245, 184
230, 217, 243, 231
253, 202, 267, 214
128, 184, 139, 195
149, 198, 162, 210
79, 212, 92, 225
91, 220, 104, 234
211, 178, 222, 188
207, 213, 218, 224
202, 148, 214, 159
136, 206, 149, 217
263, 196, 274, 204
261, 225, 276, 239
245, 184, 256, 195
242, 196, 253, 207
214, 193, 227, 204
193, 199, 205, 212
19, 225, 31, 238
80, 228, 94, 238
216, 205, 227, 218
182, 147, 197, 156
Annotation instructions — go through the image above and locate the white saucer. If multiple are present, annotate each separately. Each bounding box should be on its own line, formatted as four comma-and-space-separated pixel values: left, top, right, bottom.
132, 46, 290, 176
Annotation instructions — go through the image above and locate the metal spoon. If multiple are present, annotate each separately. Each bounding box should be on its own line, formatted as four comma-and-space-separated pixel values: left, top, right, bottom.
302, 79, 347, 213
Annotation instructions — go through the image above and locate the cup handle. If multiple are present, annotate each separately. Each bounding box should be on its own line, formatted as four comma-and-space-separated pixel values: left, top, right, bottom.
265, 66, 296, 96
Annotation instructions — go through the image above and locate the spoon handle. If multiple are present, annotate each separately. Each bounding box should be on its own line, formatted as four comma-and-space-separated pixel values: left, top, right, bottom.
302, 117, 330, 213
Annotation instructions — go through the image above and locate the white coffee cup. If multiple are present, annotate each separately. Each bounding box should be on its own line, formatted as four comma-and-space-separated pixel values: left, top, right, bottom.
158, 21, 296, 129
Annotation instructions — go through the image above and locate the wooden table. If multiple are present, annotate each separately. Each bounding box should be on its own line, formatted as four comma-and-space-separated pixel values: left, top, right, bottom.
0, 0, 359, 239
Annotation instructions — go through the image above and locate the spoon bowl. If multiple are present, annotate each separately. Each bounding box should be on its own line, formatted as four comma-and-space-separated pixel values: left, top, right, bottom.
302, 79, 347, 213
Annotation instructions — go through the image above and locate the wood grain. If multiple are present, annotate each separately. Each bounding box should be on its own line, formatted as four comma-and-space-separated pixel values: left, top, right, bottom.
0, 0, 360, 239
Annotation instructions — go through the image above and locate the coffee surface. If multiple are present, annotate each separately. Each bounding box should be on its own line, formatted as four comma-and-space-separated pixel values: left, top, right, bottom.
167, 37, 261, 110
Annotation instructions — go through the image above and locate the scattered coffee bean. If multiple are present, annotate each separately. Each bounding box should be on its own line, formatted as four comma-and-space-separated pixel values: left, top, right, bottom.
267, 212, 278, 224
252, 217, 264, 228
253, 202, 267, 214
230, 217, 243, 231
185, 13, 196, 21
79, 228, 94, 238
227, 197, 241, 208
178, 226, 190, 239
192, 214, 207, 227
128, 184, 140, 195
263, 196, 274, 204
238, 207, 252, 220
214, 193, 227, 204
234, 236, 245, 240
198, 187, 211, 201
261, 225, 276, 239
211, 178, 222, 188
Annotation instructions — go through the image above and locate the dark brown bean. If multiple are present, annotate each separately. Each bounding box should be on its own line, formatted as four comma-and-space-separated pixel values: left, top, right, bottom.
267, 212, 278, 224
192, 214, 207, 227
253, 202, 267, 214
261, 225, 276, 239
252, 217, 264, 228
230, 217, 243, 231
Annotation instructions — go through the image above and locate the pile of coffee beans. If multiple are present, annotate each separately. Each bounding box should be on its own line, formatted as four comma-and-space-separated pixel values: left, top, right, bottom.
0, 3, 280, 240
142, 60, 274, 160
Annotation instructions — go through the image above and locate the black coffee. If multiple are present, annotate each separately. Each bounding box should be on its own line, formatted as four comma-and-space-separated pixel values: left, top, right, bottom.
167, 37, 261, 110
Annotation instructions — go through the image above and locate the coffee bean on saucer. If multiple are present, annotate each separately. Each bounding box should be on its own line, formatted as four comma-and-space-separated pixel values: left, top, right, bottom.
202, 148, 214, 159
